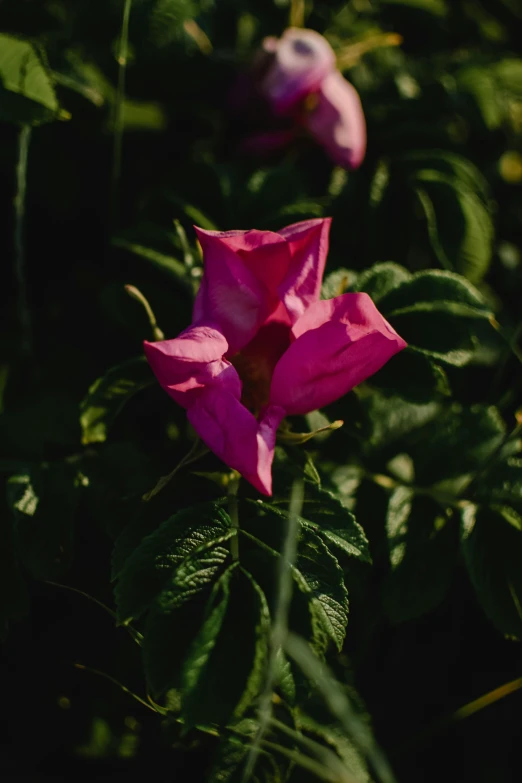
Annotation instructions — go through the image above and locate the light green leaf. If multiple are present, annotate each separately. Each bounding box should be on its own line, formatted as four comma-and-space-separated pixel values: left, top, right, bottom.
80, 357, 154, 445
0, 34, 59, 124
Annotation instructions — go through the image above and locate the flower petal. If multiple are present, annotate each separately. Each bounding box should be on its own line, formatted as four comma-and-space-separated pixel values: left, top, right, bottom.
260, 28, 336, 114
187, 388, 285, 495
277, 217, 331, 322
194, 228, 277, 353
270, 293, 407, 415
143, 324, 241, 409
304, 71, 366, 170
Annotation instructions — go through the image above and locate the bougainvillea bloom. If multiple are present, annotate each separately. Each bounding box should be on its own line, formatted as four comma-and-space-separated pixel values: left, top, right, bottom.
242, 28, 366, 170
144, 219, 406, 495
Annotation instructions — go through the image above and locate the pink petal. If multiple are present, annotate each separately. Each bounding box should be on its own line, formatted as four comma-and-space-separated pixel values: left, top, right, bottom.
260, 28, 336, 114
270, 293, 407, 415
143, 324, 241, 409
194, 229, 277, 354
277, 218, 332, 322
187, 388, 285, 495
304, 71, 366, 170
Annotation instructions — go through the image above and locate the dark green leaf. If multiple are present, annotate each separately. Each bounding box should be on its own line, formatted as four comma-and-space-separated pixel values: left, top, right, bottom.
114, 501, 230, 624
181, 565, 270, 728
143, 536, 231, 698
368, 348, 450, 403
475, 456, 522, 510
379, 270, 492, 318
80, 357, 154, 445
7, 462, 81, 580
353, 262, 411, 304
413, 171, 494, 283
208, 717, 290, 783
461, 504, 522, 639
383, 489, 456, 623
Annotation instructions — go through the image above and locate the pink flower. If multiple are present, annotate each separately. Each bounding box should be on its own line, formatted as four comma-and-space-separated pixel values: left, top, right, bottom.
241, 28, 366, 170
144, 219, 406, 495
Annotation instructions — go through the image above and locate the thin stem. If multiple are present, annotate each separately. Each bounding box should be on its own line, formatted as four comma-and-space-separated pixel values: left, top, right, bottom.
289, 0, 306, 27
14, 124, 32, 357
142, 438, 208, 501
112, 0, 132, 206
74, 663, 157, 712
452, 677, 522, 721
228, 472, 241, 561
44, 580, 142, 646
124, 284, 165, 341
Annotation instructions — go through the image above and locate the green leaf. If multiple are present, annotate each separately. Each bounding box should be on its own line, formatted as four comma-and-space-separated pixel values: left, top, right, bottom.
461, 504, 522, 639
413, 171, 494, 283
380, 0, 448, 16
298, 489, 371, 564
368, 348, 450, 403
80, 357, 154, 445
320, 268, 355, 300
353, 262, 411, 304
475, 457, 522, 510
7, 462, 81, 580
242, 503, 352, 652
181, 565, 270, 728
143, 533, 234, 696
0, 35, 60, 125
114, 501, 230, 624
293, 711, 370, 783
383, 488, 456, 623
359, 391, 441, 450
293, 530, 349, 652
379, 270, 492, 318
378, 270, 493, 366
208, 718, 290, 783
456, 65, 503, 131
111, 238, 188, 283
399, 150, 490, 205
411, 404, 506, 486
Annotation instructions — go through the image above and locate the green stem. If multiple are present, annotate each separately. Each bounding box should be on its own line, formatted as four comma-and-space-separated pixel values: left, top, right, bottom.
228, 472, 241, 561
112, 0, 132, 207
14, 124, 32, 356
142, 438, 208, 501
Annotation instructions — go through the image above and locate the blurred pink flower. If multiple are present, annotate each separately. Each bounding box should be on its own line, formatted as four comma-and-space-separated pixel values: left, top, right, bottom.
144, 219, 405, 495
241, 28, 366, 170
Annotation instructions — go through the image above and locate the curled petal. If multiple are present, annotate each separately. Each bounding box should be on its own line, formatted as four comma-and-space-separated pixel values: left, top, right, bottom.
270, 293, 407, 415
143, 324, 241, 409
260, 28, 336, 114
278, 217, 331, 322
187, 388, 285, 495
304, 71, 366, 170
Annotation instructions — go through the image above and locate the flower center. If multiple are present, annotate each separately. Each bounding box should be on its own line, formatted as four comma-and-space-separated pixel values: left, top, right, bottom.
229, 322, 291, 414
